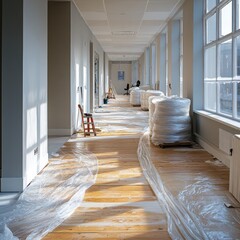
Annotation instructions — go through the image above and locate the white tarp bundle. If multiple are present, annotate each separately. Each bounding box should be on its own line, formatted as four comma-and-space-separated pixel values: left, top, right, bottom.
148, 95, 165, 136
0, 148, 98, 240
141, 90, 165, 111
151, 97, 191, 145
130, 89, 145, 106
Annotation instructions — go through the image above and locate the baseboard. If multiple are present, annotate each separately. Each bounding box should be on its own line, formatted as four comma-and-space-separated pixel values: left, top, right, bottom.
195, 133, 231, 168
1, 154, 49, 192
1, 177, 25, 192
48, 129, 72, 136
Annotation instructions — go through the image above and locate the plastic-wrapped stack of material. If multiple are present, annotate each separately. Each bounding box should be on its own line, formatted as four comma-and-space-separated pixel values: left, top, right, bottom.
151, 97, 191, 145
129, 86, 139, 92
149, 95, 166, 136
130, 89, 145, 106
141, 90, 165, 111
139, 85, 151, 91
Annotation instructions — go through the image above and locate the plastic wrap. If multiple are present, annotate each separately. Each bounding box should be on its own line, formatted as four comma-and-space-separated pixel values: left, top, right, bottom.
151, 97, 191, 145
94, 104, 149, 134
149, 96, 166, 136
137, 132, 240, 240
141, 90, 164, 111
130, 89, 145, 106
0, 147, 98, 240
129, 86, 139, 92
139, 85, 151, 91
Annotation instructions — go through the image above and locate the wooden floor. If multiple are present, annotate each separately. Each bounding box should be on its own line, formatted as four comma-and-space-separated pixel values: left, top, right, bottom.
43, 95, 240, 240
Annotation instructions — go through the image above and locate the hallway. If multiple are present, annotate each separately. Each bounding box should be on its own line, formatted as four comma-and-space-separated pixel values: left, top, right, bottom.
1, 96, 240, 239
44, 96, 170, 239
43, 95, 240, 240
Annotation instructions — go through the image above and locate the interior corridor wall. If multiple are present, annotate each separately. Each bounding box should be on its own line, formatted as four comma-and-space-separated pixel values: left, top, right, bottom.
138, 54, 145, 84
48, 1, 71, 136
1, 0, 48, 191
105, 53, 110, 94
48, 1, 105, 135
70, 1, 104, 128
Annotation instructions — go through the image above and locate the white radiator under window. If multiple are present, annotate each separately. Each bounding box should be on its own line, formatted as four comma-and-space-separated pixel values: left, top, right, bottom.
229, 134, 240, 202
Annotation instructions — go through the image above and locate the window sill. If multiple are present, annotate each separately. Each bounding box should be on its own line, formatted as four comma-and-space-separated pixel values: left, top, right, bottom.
194, 110, 240, 131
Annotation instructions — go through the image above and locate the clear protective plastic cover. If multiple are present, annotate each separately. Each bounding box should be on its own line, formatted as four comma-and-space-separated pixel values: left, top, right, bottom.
130, 89, 145, 106
138, 132, 240, 240
0, 148, 98, 240
140, 90, 165, 111
151, 97, 191, 145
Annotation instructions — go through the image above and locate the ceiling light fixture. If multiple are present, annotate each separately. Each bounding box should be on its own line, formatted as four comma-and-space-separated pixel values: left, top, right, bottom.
112, 31, 136, 36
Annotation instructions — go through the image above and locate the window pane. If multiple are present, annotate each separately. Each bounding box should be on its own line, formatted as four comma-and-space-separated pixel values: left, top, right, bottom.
219, 39, 232, 78
206, 0, 216, 13
205, 46, 216, 79
237, 82, 240, 117
237, 0, 240, 30
205, 82, 217, 111
219, 82, 233, 115
220, 2, 232, 37
235, 36, 240, 77
206, 14, 216, 44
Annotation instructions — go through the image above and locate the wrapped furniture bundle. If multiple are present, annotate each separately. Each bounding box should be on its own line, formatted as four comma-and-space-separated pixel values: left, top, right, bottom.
130, 89, 145, 106
151, 97, 191, 145
141, 90, 165, 111
149, 95, 165, 136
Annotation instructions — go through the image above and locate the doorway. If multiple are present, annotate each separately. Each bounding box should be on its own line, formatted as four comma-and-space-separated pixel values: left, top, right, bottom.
94, 52, 99, 109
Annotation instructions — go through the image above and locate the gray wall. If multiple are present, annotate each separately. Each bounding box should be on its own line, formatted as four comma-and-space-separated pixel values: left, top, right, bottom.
48, 1, 71, 136
2, 0, 24, 191
1, 0, 48, 191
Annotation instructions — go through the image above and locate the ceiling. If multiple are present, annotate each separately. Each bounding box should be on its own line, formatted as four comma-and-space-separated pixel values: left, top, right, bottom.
74, 0, 183, 61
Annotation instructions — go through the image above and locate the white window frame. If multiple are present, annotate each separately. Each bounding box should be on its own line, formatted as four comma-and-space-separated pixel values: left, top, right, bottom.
204, 0, 240, 121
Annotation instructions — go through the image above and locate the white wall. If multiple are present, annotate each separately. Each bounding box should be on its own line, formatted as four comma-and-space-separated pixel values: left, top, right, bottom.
71, 2, 105, 131
110, 61, 132, 94
23, 0, 48, 187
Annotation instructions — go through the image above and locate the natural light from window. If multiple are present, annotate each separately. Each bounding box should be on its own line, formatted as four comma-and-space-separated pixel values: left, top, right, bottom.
204, 0, 240, 120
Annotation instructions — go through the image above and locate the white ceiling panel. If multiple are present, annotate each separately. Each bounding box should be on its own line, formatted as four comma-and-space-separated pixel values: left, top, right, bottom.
143, 12, 169, 20
81, 12, 108, 21
146, 0, 179, 12
73, 0, 183, 61
74, 0, 105, 12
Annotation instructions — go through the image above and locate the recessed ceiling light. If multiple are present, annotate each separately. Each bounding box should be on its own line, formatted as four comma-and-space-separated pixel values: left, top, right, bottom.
112, 31, 136, 36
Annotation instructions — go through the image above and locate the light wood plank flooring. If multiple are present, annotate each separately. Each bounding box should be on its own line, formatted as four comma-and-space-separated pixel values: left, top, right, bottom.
43, 95, 239, 239
44, 96, 170, 239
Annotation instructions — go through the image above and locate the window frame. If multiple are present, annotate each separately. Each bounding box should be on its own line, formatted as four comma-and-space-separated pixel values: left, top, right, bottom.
204, 0, 240, 121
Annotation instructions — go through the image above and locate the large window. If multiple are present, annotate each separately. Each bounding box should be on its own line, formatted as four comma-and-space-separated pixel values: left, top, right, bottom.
204, 0, 240, 120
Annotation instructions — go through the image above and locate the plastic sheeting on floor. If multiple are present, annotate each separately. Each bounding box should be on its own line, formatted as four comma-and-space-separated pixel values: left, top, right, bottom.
137, 132, 240, 240
94, 105, 149, 134
0, 148, 98, 240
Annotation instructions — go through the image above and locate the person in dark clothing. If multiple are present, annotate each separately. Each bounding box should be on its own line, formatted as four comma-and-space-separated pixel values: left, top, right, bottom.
136, 80, 140, 87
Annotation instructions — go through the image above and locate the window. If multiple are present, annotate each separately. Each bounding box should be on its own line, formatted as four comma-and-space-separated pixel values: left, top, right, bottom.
204, 0, 240, 120
145, 47, 150, 85
206, 0, 216, 13
219, 1, 232, 37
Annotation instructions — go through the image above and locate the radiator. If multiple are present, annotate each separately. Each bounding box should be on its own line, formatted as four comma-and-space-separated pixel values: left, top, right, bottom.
229, 134, 240, 202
